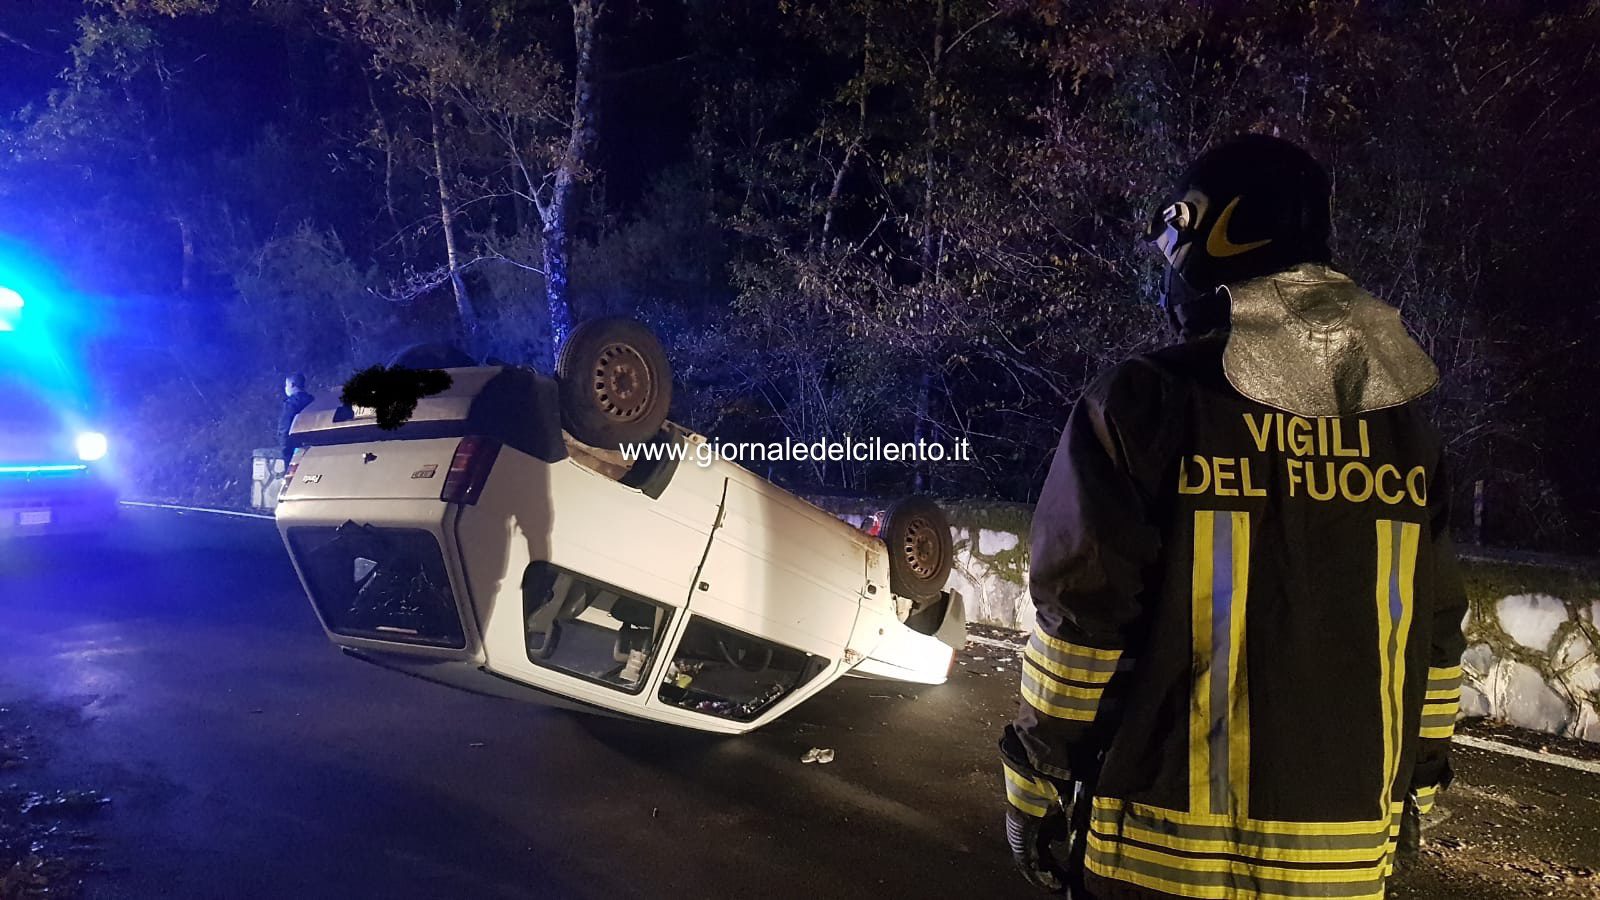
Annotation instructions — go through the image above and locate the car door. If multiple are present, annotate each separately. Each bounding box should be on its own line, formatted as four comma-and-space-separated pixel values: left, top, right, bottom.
690, 476, 868, 656
642, 474, 876, 726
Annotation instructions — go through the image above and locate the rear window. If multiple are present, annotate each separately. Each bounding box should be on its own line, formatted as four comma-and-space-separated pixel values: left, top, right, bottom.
287, 523, 465, 649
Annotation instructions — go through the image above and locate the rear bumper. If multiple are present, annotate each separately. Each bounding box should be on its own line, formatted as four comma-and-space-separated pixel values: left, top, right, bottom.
0, 473, 118, 537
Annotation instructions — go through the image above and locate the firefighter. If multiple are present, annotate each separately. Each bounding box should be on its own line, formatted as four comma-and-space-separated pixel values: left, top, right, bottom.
1000, 134, 1467, 898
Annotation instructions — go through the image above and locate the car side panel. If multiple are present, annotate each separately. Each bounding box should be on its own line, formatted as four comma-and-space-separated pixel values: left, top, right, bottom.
689, 478, 866, 661
465, 446, 726, 714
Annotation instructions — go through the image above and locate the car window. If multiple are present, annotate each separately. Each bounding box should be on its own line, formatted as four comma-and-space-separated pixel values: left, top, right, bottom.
286, 524, 466, 649
522, 562, 672, 695
657, 619, 830, 722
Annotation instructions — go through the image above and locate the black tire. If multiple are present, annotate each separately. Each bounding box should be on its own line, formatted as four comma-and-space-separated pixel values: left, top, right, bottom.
883, 494, 954, 604
555, 317, 673, 450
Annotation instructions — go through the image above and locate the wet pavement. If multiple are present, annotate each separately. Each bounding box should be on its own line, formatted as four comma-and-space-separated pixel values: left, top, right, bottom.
0, 506, 1596, 899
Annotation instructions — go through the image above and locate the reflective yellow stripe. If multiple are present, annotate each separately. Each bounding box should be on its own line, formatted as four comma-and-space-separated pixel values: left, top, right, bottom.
1424, 687, 1462, 701
1025, 628, 1125, 687
1093, 796, 1397, 836
1087, 797, 1398, 900
1419, 724, 1456, 740
1032, 627, 1124, 660
1007, 793, 1049, 817
1020, 681, 1099, 721
1228, 510, 1251, 818
1427, 665, 1463, 681
1023, 643, 1117, 684
1093, 817, 1392, 865
1083, 856, 1387, 900
1190, 510, 1215, 815
1375, 520, 1396, 822
1087, 833, 1385, 884
1021, 656, 1109, 701
1415, 785, 1438, 815
1375, 520, 1419, 824
1189, 510, 1252, 817
1003, 765, 1057, 817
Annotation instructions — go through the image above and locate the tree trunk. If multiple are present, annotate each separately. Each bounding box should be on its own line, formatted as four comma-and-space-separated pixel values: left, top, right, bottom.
544, 0, 604, 357
912, 370, 933, 492
920, 0, 946, 273
430, 94, 475, 339
822, 31, 870, 244
911, 0, 946, 493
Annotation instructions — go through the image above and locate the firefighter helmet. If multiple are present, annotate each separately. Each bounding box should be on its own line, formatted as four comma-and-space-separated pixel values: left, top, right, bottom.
1146, 135, 1333, 328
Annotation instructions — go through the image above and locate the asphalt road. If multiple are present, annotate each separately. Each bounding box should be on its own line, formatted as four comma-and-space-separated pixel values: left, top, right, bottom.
0, 506, 1596, 899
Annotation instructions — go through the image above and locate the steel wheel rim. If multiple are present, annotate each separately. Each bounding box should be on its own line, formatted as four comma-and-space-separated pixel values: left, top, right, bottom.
591, 342, 654, 422
902, 516, 942, 580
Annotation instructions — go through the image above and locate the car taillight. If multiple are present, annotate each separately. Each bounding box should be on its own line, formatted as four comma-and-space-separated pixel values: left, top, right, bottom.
279, 453, 300, 500
441, 436, 501, 505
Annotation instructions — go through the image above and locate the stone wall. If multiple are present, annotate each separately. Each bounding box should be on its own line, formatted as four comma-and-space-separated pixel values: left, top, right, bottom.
1456, 563, 1600, 743
250, 449, 287, 511
806, 497, 1037, 630
808, 496, 1600, 743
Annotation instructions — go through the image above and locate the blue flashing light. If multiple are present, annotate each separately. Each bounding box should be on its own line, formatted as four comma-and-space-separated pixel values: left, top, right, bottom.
0, 238, 98, 406
0, 286, 17, 332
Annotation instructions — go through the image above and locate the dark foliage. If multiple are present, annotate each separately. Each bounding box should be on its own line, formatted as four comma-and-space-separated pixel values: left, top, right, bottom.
1, 1, 1596, 548
341, 365, 454, 430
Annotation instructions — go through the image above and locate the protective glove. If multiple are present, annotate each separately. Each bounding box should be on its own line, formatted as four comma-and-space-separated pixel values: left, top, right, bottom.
1396, 759, 1451, 875
1393, 792, 1423, 873
1006, 804, 1071, 893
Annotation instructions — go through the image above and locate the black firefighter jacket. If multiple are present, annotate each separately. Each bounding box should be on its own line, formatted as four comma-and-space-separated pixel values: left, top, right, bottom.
1002, 332, 1467, 900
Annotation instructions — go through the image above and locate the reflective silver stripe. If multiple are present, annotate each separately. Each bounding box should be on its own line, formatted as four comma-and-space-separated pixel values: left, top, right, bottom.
1003, 760, 1058, 816
1020, 656, 1106, 721
1425, 673, 1463, 693
1419, 711, 1457, 730
1022, 655, 1106, 701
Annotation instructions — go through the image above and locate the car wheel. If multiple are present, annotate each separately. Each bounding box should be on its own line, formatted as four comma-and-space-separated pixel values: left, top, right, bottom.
883, 494, 954, 604
556, 317, 673, 450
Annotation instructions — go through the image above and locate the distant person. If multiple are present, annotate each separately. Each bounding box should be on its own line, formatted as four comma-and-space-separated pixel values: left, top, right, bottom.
1000, 135, 1467, 898
279, 373, 315, 464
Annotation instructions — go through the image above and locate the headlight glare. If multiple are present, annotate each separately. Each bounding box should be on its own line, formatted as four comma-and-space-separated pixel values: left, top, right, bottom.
76, 431, 108, 462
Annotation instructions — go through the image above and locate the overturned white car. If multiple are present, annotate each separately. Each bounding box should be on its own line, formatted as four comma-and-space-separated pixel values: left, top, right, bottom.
275, 318, 964, 734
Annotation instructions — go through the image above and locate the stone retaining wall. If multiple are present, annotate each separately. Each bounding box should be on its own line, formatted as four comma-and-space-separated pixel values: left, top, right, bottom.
1457, 575, 1600, 743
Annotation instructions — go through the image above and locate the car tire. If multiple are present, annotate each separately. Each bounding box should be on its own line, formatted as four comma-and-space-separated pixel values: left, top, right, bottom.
883, 494, 954, 604
556, 317, 673, 450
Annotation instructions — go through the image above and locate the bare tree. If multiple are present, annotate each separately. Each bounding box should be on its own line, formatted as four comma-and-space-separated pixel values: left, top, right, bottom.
328, 0, 605, 355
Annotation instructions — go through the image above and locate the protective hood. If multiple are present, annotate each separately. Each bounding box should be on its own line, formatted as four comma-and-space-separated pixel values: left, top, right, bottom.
1222, 263, 1439, 417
